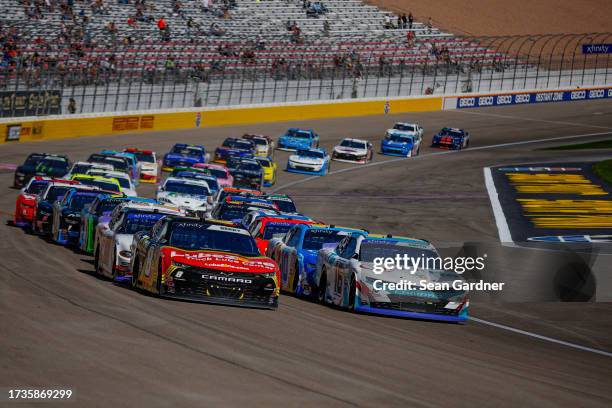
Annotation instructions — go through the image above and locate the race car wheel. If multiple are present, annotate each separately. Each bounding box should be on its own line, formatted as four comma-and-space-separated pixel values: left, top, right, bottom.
348, 274, 356, 311
317, 270, 327, 304
466, 139, 470, 148
406, 150, 412, 158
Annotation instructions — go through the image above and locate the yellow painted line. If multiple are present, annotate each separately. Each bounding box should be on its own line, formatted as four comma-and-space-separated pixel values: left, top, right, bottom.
517, 199, 612, 214
513, 184, 607, 195
529, 215, 612, 228
506, 173, 593, 184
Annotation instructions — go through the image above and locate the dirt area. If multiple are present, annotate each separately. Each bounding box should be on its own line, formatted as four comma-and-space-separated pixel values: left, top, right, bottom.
367, 0, 612, 36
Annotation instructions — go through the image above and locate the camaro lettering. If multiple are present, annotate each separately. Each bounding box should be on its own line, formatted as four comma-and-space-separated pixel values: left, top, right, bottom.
201, 275, 253, 284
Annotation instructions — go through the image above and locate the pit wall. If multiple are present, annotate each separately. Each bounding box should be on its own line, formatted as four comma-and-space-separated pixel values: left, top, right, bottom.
0, 86, 610, 144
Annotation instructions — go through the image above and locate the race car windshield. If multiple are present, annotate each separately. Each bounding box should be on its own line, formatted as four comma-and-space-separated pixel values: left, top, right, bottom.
25, 181, 48, 195
119, 212, 165, 235
238, 162, 261, 172
164, 181, 209, 196
169, 224, 259, 256
387, 134, 412, 143
256, 159, 271, 168
207, 168, 228, 179
298, 150, 325, 158
263, 223, 295, 240
132, 152, 155, 163
393, 124, 415, 132
216, 204, 250, 221
76, 178, 120, 193
303, 230, 346, 250
287, 130, 312, 139
172, 146, 202, 156
441, 129, 463, 137
224, 140, 253, 150
24, 154, 45, 166
37, 158, 70, 172
45, 186, 71, 202
71, 164, 92, 175
340, 140, 366, 149
88, 156, 129, 172
69, 194, 98, 211
359, 242, 439, 264
272, 199, 296, 213
96, 199, 124, 215
250, 138, 266, 146
89, 173, 130, 188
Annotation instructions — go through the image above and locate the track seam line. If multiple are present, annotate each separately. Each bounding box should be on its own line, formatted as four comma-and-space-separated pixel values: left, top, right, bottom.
450, 109, 612, 130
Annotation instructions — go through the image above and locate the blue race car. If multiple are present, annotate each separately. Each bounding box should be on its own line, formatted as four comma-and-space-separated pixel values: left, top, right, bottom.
213, 138, 255, 164
52, 188, 103, 245
277, 128, 319, 151
286, 148, 330, 176
381, 123, 423, 157
162, 144, 208, 171
431, 128, 470, 150
267, 224, 366, 297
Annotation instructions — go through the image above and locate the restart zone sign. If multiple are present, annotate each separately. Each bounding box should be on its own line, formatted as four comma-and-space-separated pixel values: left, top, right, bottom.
456, 87, 612, 109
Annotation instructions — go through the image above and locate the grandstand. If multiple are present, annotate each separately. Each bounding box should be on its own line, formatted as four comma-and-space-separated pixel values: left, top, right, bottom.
0, 0, 607, 115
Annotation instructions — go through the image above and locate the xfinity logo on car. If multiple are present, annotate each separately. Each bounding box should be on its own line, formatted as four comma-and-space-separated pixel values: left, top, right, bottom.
201, 274, 253, 284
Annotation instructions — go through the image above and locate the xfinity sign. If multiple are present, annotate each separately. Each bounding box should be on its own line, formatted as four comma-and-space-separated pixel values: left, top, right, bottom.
582, 44, 612, 54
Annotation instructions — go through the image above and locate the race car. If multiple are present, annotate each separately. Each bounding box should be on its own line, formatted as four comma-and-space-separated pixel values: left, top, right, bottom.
130, 217, 280, 309
381, 123, 423, 157
70, 174, 122, 194
156, 177, 211, 214
51, 187, 103, 245
32, 180, 82, 235
172, 170, 220, 194
264, 194, 299, 214
124, 148, 159, 183
87, 153, 132, 175
247, 215, 316, 255
193, 163, 234, 187
66, 161, 114, 179
286, 148, 330, 176
14, 153, 71, 188
254, 157, 277, 187
86, 169, 138, 197
211, 198, 278, 222
100, 150, 141, 183
213, 138, 255, 164
332, 138, 373, 163
94, 202, 182, 282
211, 186, 263, 207
242, 134, 274, 158
431, 128, 470, 150
277, 128, 319, 151
315, 234, 469, 322
14, 176, 55, 227
267, 224, 365, 296
230, 158, 265, 190
162, 144, 208, 171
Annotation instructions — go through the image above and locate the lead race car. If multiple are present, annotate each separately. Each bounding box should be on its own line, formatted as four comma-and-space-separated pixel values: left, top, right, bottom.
277, 128, 319, 151
332, 138, 373, 163
315, 234, 469, 322
431, 128, 470, 150
381, 122, 423, 157
130, 217, 280, 309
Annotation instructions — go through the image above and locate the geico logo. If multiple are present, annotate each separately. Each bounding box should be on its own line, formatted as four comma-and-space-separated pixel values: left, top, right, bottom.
571, 91, 586, 100
496, 95, 512, 104
478, 96, 494, 106
459, 98, 475, 107
589, 89, 605, 98
201, 274, 253, 284
515, 94, 530, 103
608, 89, 612, 97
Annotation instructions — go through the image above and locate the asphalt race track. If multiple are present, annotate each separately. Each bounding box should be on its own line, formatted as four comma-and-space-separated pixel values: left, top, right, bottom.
1, 100, 612, 407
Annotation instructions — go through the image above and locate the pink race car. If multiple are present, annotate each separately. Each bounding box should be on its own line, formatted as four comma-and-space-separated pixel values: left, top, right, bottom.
193, 163, 233, 187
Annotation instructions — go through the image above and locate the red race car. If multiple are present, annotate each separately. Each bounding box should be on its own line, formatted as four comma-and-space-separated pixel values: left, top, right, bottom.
248, 216, 316, 255
14, 177, 75, 228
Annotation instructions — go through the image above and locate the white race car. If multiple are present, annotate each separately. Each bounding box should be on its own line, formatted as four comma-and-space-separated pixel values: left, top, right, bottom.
124, 148, 159, 183
156, 177, 211, 214
94, 202, 182, 282
331, 138, 373, 164
86, 169, 138, 197
66, 161, 114, 179
286, 148, 330, 176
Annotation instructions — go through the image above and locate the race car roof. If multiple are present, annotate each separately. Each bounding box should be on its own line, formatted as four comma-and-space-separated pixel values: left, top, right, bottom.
118, 201, 182, 214
164, 177, 210, 187
364, 234, 432, 248
338, 137, 368, 144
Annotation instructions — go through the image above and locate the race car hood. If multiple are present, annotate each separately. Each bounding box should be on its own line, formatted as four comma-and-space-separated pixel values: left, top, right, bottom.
216, 147, 251, 157
387, 128, 417, 137
157, 191, 208, 209
140, 163, 158, 171
382, 137, 413, 148
288, 155, 325, 166
165, 248, 278, 274
333, 146, 367, 155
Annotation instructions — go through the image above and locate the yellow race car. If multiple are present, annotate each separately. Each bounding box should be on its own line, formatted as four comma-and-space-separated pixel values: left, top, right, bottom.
70, 174, 123, 194
255, 157, 277, 187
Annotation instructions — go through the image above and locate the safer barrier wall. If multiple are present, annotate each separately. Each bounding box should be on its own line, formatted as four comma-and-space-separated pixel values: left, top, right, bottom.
0, 96, 441, 144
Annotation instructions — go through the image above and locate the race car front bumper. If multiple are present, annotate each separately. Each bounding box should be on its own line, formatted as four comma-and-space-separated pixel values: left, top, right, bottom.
286, 162, 326, 176
381, 146, 410, 156
140, 172, 158, 183
332, 152, 368, 164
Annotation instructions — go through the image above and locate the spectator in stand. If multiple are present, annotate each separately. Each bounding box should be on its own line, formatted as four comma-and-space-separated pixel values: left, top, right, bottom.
68, 98, 77, 114
323, 19, 330, 36
157, 17, 167, 31
401, 13, 407, 29
406, 30, 415, 47
201, 0, 210, 12
383, 15, 392, 29
426, 17, 433, 33
396, 15, 402, 30
408, 12, 414, 29
127, 16, 137, 28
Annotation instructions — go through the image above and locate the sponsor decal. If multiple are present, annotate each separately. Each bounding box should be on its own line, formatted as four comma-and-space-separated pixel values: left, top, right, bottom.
582, 44, 612, 54
112, 116, 155, 131
457, 87, 611, 109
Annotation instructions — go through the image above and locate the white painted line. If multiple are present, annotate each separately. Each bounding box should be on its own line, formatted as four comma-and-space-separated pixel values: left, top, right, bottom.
483, 167, 513, 243
453, 109, 612, 130
471, 317, 612, 358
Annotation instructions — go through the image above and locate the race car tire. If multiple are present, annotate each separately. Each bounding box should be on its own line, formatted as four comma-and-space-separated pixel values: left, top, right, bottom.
466, 139, 470, 148
318, 269, 327, 304
348, 274, 356, 311
406, 150, 412, 158
416, 146, 420, 156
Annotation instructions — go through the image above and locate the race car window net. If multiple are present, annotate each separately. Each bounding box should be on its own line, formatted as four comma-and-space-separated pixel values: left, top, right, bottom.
359, 243, 439, 263
118, 212, 166, 235
303, 230, 346, 251
164, 181, 209, 196
297, 150, 325, 158
169, 225, 259, 256
272, 199, 297, 213
340, 140, 366, 149
69, 194, 98, 211
132, 152, 155, 163
171, 147, 202, 156
25, 181, 48, 195
263, 223, 295, 240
